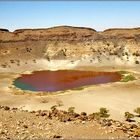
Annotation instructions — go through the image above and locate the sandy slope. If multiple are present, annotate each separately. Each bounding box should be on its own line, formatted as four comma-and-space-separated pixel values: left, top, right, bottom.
0, 61, 140, 122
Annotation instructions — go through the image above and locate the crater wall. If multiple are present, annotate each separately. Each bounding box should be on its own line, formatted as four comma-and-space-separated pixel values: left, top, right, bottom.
0, 26, 140, 70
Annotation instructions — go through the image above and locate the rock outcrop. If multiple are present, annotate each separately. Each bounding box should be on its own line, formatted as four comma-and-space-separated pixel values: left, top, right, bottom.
0, 26, 140, 70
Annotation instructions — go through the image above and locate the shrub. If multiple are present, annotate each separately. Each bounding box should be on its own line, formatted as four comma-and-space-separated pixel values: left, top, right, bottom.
91, 108, 110, 119
92, 112, 101, 120
51, 105, 57, 111
68, 107, 75, 114
100, 107, 108, 114
124, 112, 134, 122
81, 112, 87, 116
121, 74, 136, 82
134, 107, 140, 117
99, 108, 110, 118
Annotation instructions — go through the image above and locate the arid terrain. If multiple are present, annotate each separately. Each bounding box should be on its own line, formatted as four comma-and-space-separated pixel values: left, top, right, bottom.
0, 26, 140, 139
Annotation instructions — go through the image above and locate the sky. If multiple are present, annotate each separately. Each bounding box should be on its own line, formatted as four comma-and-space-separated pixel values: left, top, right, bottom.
0, 1, 140, 31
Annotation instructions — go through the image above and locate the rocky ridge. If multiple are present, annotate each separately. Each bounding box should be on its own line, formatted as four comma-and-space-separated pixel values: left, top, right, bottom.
0, 26, 140, 70
0, 105, 140, 139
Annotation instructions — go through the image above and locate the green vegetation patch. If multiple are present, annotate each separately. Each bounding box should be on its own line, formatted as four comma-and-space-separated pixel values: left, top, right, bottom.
90, 107, 110, 120
121, 74, 136, 82
117, 71, 128, 75
124, 112, 135, 122
118, 71, 136, 82
71, 86, 85, 91
68, 107, 75, 114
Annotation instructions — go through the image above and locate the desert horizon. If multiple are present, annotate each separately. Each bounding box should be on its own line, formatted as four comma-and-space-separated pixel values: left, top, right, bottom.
1, 25, 140, 33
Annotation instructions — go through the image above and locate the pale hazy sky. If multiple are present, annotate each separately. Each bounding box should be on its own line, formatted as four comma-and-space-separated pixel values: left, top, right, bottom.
0, 1, 140, 31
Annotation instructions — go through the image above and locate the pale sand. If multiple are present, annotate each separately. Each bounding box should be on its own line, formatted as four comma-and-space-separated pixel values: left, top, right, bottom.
0, 60, 140, 121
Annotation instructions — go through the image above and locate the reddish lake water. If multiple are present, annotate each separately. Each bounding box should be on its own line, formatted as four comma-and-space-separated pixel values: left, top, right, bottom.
14, 70, 121, 92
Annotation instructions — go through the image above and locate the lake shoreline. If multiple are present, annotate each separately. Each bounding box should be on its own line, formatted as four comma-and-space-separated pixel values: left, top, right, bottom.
0, 64, 140, 121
